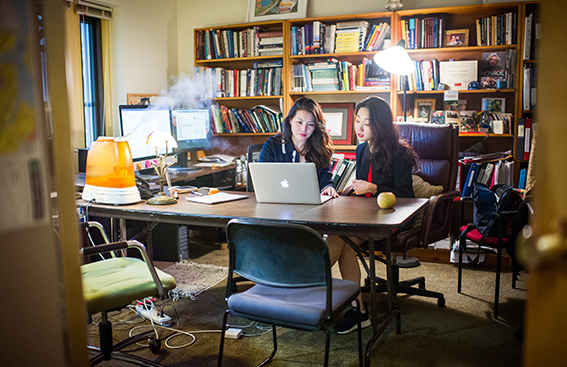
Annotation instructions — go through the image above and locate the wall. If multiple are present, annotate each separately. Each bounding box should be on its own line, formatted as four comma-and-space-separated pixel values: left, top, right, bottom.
106, 0, 177, 134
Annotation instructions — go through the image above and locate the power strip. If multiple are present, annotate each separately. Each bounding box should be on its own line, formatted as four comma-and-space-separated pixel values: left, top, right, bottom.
136, 303, 172, 326
225, 328, 242, 339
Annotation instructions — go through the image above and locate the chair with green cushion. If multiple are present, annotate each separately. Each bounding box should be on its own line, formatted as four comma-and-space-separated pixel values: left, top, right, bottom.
80, 221, 177, 366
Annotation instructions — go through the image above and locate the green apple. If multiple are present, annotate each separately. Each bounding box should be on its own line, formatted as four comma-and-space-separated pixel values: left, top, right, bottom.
377, 192, 396, 209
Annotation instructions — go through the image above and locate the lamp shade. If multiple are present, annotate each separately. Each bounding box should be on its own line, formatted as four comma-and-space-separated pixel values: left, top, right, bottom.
373, 40, 414, 76
146, 131, 178, 149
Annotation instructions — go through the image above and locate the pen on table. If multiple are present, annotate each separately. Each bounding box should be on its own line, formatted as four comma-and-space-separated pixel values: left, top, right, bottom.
190, 191, 203, 196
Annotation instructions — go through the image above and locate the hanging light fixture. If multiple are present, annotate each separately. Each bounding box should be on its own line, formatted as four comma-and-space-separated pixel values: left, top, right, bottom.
385, 0, 404, 12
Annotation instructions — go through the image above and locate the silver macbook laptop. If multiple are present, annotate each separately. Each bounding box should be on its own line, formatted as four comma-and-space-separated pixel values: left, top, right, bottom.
248, 162, 333, 205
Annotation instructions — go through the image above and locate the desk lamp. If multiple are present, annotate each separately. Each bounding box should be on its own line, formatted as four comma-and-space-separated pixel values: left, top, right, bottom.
373, 40, 414, 121
81, 137, 141, 205
146, 131, 178, 205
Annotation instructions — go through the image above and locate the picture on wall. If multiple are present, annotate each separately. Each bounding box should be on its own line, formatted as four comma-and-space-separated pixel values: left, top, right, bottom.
246, 0, 308, 22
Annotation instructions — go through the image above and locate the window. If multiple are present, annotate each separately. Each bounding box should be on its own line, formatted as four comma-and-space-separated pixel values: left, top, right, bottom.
80, 15, 104, 147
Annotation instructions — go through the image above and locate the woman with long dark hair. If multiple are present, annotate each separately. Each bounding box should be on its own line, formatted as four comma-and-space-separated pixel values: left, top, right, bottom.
258, 97, 337, 197
350, 95, 418, 198
331, 96, 419, 335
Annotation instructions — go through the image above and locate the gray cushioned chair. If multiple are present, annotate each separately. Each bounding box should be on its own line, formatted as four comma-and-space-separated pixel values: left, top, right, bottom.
218, 219, 362, 367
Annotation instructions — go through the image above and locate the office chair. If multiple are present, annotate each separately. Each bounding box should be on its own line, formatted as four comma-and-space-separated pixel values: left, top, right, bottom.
80, 221, 177, 366
458, 183, 525, 319
246, 143, 264, 192
343, 122, 459, 307
218, 219, 363, 367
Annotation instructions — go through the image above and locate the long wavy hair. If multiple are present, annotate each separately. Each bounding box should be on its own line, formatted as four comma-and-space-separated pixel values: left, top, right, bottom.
277, 97, 333, 168
355, 96, 419, 174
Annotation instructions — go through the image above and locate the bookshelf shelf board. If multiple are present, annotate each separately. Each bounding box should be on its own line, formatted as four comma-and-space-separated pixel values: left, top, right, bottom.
213, 95, 283, 101
291, 90, 390, 96
290, 51, 379, 60
406, 44, 517, 56
196, 55, 283, 64
332, 145, 357, 151
459, 133, 514, 138
398, 89, 515, 95
213, 132, 277, 137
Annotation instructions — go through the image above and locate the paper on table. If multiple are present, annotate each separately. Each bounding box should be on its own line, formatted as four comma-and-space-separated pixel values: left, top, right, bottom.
185, 192, 248, 204
192, 161, 233, 168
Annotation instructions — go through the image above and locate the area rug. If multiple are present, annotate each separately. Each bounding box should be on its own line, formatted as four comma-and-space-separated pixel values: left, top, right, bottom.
163, 260, 228, 301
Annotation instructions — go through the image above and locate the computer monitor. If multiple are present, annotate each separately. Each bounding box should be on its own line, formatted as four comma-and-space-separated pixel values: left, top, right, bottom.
118, 105, 173, 162
171, 109, 212, 167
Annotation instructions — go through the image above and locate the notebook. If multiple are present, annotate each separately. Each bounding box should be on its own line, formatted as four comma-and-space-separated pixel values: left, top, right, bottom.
248, 162, 334, 205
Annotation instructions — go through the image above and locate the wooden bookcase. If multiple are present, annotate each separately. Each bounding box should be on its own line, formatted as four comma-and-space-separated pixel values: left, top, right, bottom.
194, 2, 538, 176
194, 20, 287, 156
395, 3, 522, 166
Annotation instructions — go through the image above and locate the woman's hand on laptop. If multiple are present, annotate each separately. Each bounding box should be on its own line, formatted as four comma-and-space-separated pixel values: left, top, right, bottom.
321, 186, 339, 198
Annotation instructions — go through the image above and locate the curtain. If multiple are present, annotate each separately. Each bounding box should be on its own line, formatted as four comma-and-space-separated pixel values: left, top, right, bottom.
64, 6, 84, 150
101, 18, 113, 137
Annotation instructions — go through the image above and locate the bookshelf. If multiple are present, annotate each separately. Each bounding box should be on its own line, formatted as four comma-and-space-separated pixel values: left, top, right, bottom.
286, 12, 395, 152
517, 1, 539, 183
394, 3, 522, 169
194, 20, 287, 155
193, 2, 538, 171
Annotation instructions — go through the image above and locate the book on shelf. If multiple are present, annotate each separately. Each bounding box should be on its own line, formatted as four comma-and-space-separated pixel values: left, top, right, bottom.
518, 168, 527, 190
523, 12, 533, 60
479, 51, 506, 89
461, 163, 481, 197
523, 64, 536, 111
523, 117, 532, 161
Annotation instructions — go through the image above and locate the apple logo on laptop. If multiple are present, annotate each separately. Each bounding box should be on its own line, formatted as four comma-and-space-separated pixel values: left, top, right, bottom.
280, 179, 289, 188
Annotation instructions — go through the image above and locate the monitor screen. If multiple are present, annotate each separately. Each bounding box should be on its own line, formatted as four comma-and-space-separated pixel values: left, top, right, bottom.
171, 109, 212, 152
119, 105, 173, 162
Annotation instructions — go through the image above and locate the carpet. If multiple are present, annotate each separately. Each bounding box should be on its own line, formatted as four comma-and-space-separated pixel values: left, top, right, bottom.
163, 260, 228, 301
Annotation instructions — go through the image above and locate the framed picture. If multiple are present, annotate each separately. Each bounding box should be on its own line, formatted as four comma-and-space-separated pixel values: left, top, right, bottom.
246, 0, 308, 22
481, 97, 506, 112
320, 103, 354, 145
444, 29, 469, 47
445, 110, 460, 126
414, 99, 436, 122
127, 93, 159, 105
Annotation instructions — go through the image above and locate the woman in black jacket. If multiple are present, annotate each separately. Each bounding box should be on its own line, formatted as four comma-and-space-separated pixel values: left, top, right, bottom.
258, 97, 338, 197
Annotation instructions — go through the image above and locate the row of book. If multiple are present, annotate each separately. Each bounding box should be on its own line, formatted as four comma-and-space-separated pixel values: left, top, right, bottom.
291, 58, 390, 92
195, 28, 283, 60
331, 156, 356, 194
517, 117, 533, 161
195, 61, 283, 98
290, 20, 390, 56
400, 17, 444, 49
475, 12, 518, 46
460, 158, 514, 197
210, 104, 282, 134
398, 59, 441, 92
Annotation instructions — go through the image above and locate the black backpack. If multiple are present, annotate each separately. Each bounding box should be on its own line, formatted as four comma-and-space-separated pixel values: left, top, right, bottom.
472, 182, 523, 238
